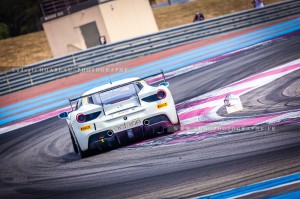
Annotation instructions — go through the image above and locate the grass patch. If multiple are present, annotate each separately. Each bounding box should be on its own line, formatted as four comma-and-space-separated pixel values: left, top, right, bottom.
153, 0, 284, 29
0, 31, 52, 71
0, 0, 284, 71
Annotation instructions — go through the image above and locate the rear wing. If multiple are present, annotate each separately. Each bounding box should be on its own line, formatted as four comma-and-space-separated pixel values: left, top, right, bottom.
68, 70, 167, 112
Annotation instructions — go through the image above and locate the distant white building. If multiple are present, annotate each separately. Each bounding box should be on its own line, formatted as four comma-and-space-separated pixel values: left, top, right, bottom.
41, 0, 158, 57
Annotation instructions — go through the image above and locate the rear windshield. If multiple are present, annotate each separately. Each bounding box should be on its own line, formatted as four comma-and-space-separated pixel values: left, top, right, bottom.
74, 81, 145, 109
92, 83, 142, 105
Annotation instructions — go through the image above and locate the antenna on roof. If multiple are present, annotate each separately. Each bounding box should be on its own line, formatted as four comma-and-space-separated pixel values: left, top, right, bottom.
106, 67, 112, 84
161, 69, 166, 83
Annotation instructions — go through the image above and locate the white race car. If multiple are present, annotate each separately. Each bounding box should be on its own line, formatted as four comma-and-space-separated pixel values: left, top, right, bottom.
58, 72, 180, 158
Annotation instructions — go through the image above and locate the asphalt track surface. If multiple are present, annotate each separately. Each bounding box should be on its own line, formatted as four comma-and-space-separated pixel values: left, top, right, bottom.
0, 34, 300, 199
217, 69, 300, 117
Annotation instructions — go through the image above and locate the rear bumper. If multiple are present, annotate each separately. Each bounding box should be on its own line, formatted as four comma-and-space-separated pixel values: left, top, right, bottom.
89, 135, 118, 150
88, 114, 176, 150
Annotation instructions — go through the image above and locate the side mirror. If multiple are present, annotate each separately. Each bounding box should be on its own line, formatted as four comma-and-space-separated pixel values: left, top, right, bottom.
58, 112, 68, 119
159, 82, 169, 87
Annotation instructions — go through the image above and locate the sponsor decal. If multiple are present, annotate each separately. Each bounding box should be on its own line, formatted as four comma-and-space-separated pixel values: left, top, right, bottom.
157, 102, 168, 109
114, 118, 142, 132
118, 110, 129, 115
80, 124, 91, 131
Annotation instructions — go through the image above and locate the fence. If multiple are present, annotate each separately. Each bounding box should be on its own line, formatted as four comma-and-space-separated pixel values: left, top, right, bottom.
1, 0, 300, 96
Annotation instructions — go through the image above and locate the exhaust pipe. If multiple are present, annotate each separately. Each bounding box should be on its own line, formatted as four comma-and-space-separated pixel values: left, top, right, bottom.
143, 119, 150, 126
157, 126, 164, 135
107, 130, 114, 137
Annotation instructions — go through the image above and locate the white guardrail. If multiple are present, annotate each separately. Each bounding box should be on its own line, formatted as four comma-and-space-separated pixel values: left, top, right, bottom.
1, 0, 300, 96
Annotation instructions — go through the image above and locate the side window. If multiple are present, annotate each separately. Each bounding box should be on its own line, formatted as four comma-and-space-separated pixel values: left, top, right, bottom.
75, 99, 82, 110
135, 82, 144, 92
87, 96, 94, 104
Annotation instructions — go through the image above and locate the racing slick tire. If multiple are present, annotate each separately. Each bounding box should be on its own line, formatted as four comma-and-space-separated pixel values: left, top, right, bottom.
69, 129, 79, 154
70, 129, 91, 158
78, 148, 90, 159
75, 137, 91, 158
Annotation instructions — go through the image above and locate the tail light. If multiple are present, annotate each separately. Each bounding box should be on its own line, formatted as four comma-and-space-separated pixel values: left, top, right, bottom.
157, 90, 166, 100
76, 111, 101, 123
76, 113, 86, 123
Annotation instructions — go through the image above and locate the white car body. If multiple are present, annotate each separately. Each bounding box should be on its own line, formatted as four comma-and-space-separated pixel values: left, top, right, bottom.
59, 75, 180, 157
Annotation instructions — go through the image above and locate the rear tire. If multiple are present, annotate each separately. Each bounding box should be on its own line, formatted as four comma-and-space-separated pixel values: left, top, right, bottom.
70, 128, 90, 158
78, 147, 90, 159
69, 129, 78, 153
76, 138, 90, 158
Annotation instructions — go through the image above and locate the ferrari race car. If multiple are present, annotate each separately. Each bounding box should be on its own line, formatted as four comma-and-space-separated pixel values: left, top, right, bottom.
58, 72, 180, 158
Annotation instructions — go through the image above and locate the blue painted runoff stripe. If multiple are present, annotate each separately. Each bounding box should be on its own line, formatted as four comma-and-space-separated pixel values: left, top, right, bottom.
1, 18, 299, 115
2, 18, 299, 116
267, 189, 300, 199
1, 18, 299, 116
1, 18, 299, 124
197, 172, 300, 199
1, 18, 300, 126
0, 18, 289, 114
0, 101, 67, 125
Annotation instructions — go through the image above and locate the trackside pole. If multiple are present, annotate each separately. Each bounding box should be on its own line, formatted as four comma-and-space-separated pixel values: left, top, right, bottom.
161, 70, 166, 83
